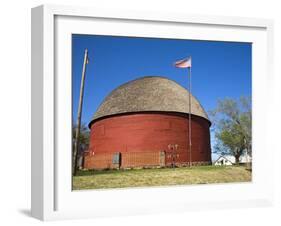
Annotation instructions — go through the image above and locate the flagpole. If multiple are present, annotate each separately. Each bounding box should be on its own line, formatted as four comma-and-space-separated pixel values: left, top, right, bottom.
73, 48, 88, 176
174, 56, 192, 167
188, 63, 192, 167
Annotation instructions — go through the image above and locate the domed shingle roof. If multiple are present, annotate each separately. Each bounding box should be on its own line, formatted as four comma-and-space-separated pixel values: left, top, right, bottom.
91, 76, 209, 123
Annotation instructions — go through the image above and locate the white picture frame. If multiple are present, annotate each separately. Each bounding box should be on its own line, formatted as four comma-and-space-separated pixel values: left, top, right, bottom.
31, 4, 274, 221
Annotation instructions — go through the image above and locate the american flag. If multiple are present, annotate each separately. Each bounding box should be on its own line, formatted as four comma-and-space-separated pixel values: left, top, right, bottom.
174, 57, 192, 68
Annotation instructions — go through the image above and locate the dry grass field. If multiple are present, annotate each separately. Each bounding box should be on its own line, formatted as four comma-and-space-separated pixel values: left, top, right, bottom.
72, 165, 251, 190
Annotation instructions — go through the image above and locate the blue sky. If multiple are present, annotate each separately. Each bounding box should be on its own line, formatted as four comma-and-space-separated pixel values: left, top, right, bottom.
72, 34, 252, 160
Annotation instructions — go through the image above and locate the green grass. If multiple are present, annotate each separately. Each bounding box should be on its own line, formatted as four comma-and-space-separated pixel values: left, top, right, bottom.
72, 165, 252, 190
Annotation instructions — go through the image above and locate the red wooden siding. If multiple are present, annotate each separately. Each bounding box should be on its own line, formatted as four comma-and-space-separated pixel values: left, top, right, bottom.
84, 112, 211, 169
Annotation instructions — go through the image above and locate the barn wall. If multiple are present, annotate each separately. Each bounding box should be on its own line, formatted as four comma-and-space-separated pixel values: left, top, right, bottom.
84, 113, 211, 169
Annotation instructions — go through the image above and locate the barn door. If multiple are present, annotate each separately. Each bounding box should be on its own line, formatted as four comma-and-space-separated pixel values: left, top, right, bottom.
112, 152, 121, 169
159, 151, 165, 167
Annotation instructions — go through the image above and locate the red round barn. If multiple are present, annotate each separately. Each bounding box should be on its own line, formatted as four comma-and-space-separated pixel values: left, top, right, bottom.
84, 76, 211, 169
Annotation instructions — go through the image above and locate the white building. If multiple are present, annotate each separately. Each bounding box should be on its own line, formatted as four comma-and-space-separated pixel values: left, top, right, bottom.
214, 154, 251, 166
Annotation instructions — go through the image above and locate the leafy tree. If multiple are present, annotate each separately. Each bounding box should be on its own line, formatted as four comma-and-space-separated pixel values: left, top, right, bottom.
210, 96, 252, 164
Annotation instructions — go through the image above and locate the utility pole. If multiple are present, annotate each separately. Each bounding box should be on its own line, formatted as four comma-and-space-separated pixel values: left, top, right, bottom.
73, 49, 89, 176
